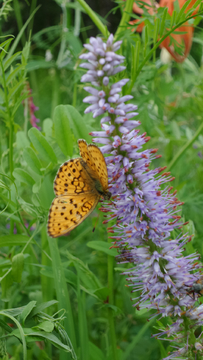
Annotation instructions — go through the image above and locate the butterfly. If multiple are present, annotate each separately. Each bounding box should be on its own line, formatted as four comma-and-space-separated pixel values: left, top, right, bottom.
47, 139, 111, 238
186, 276, 203, 299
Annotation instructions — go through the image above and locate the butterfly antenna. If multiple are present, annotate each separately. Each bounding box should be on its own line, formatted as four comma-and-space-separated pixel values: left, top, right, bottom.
92, 212, 100, 232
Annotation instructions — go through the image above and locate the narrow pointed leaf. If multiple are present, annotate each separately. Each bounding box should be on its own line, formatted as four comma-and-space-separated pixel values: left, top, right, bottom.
12, 253, 24, 283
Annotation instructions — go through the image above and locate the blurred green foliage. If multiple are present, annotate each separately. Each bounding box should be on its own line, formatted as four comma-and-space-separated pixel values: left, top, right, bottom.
0, 0, 202, 359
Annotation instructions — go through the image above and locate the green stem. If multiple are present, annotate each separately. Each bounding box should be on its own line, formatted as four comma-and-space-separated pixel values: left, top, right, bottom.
9, 121, 14, 176
72, 81, 77, 107
107, 237, 118, 360
0, 59, 13, 177
115, 0, 134, 40
167, 122, 203, 171
76, 0, 108, 37
74, 7, 81, 37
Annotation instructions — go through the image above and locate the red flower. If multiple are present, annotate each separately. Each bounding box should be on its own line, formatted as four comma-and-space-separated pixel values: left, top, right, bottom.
129, 0, 199, 62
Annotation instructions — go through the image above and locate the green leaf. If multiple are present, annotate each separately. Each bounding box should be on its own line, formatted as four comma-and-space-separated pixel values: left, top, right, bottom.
89, 342, 105, 360
103, 303, 122, 314
1, 271, 13, 301
8, 78, 25, 101
28, 127, 57, 164
144, 24, 149, 48
48, 238, 76, 349
0, 179, 10, 191
159, 7, 168, 37
0, 38, 13, 61
21, 40, 30, 65
56, 105, 91, 143
122, 318, 156, 360
0, 312, 27, 358
12, 93, 28, 117
0, 318, 13, 334
30, 300, 58, 317
0, 305, 29, 317
33, 320, 54, 332
17, 198, 38, 217
40, 266, 77, 288
32, 180, 42, 194
6, 64, 25, 85
13, 168, 35, 186
16, 131, 30, 149
43, 118, 53, 139
170, 9, 177, 28
171, 120, 181, 139
0, 259, 11, 269
23, 147, 43, 175
153, 18, 160, 44
10, 328, 71, 352
87, 241, 118, 257
65, 250, 102, 288
12, 253, 24, 283
0, 235, 30, 247
53, 105, 73, 157
176, 0, 193, 23
93, 287, 109, 301
26, 60, 55, 71
6, 6, 40, 59
19, 301, 36, 325
3, 52, 21, 72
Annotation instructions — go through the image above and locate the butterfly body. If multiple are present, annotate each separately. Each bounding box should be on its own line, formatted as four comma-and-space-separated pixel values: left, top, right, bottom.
47, 140, 110, 238
185, 276, 203, 299
187, 278, 203, 297
190, 284, 203, 295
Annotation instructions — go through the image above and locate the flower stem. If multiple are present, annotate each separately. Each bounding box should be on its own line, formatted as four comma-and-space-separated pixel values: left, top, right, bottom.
107, 236, 118, 360
167, 122, 203, 171
76, 0, 109, 37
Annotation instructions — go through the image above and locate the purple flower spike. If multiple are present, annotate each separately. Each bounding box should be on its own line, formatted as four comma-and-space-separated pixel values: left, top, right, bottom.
80, 34, 203, 359
23, 82, 40, 129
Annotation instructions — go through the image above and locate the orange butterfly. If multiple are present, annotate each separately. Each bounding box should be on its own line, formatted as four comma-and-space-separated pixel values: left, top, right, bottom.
47, 139, 111, 237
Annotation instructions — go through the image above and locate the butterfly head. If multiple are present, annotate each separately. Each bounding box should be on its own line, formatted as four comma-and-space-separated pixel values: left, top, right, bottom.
103, 191, 111, 200
95, 179, 111, 200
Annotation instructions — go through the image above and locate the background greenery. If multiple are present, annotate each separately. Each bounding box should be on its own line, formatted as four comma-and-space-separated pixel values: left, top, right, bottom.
0, 0, 203, 359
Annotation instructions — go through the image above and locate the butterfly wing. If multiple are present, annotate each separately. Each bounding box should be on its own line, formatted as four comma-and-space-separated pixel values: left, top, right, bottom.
54, 158, 95, 196
48, 192, 100, 238
78, 139, 108, 191
78, 139, 96, 171
87, 144, 109, 191
48, 140, 110, 238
